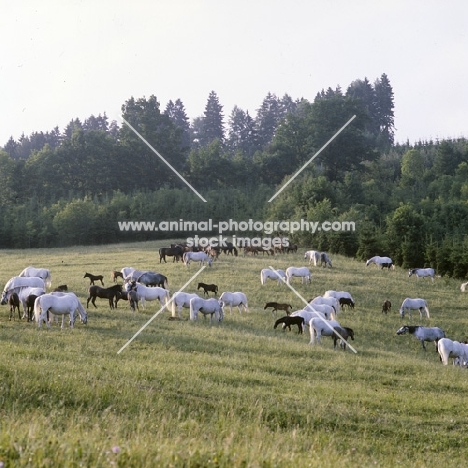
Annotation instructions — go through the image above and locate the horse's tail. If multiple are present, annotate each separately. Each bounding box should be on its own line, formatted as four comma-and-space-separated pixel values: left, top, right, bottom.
309, 321, 316, 345
34, 295, 43, 325
425, 303, 430, 319
164, 277, 169, 289
261, 270, 265, 285
46, 272, 52, 288
171, 296, 178, 318
189, 301, 197, 321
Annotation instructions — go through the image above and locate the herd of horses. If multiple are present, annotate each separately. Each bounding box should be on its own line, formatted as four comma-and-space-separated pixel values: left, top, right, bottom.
2, 251, 467, 366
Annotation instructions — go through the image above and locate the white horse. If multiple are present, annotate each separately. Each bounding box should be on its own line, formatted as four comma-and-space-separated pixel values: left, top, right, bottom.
304, 250, 320, 266
219, 292, 249, 314
324, 290, 355, 302
125, 282, 169, 309
310, 296, 339, 312
189, 297, 223, 322
304, 303, 336, 320
183, 251, 213, 267
437, 338, 468, 366
408, 268, 436, 282
309, 318, 342, 345
286, 266, 311, 285
399, 298, 430, 319
1, 285, 46, 319
171, 292, 200, 318
289, 309, 326, 332
121, 267, 135, 281
19, 266, 52, 287
396, 325, 445, 351
260, 268, 286, 285
1, 277, 46, 314
461, 282, 468, 292
366, 256, 394, 270
34, 293, 88, 329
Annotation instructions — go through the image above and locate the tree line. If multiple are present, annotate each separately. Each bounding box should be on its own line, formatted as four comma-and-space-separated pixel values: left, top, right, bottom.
2, 73, 468, 278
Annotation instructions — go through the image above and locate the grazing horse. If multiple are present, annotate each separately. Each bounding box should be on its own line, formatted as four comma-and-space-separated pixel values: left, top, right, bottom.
125, 282, 170, 309
54, 284, 68, 292
303, 303, 336, 320
382, 300, 392, 314
197, 283, 218, 297
8, 293, 21, 321
333, 327, 355, 350
34, 293, 88, 329
84, 272, 104, 286
304, 250, 320, 266
437, 338, 468, 366
339, 297, 355, 309
136, 272, 169, 289
264, 302, 293, 316
171, 292, 200, 318
189, 297, 223, 323
111, 271, 124, 283
1, 277, 46, 317
309, 296, 339, 312
399, 298, 430, 319
219, 292, 249, 314
396, 325, 445, 351
18, 266, 52, 287
286, 266, 311, 285
320, 252, 332, 268
183, 251, 213, 267
260, 268, 286, 286
408, 268, 436, 282
286, 244, 298, 254
289, 310, 326, 332
274, 315, 304, 334
309, 318, 342, 345
87, 284, 123, 309
366, 256, 394, 270
221, 242, 238, 256
159, 246, 184, 263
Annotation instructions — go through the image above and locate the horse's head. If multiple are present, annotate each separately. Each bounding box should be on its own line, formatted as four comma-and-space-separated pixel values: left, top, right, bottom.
0, 290, 9, 305
399, 308, 405, 318
396, 325, 409, 335
408, 269, 414, 277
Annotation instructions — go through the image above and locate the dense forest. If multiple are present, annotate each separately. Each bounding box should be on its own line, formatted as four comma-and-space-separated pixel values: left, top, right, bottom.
1, 73, 468, 278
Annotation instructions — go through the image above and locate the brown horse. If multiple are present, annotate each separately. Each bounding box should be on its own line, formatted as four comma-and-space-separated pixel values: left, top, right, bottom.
197, 283, 218, 297
84, 272, 104, 286
111, 271, 124, 282
264, 302, 293, 316
9, 292, 21, 321
87, 284, 122, 309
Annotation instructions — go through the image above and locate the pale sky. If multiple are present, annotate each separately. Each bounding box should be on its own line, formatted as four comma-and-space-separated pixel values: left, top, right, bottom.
1, 0, 467, 147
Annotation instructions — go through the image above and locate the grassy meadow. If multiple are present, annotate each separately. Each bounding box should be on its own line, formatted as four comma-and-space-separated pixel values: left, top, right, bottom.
1, 240, 468, 467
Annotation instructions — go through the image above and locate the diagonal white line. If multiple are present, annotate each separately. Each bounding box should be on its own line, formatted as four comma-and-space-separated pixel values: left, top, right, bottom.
121, 117, 207, 203
269, 266, 357, 353
268, 114, 356, 202
117, 266, 206, 354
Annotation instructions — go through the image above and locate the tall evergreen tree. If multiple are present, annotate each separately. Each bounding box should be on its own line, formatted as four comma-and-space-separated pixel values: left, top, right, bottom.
255, 92, 281, 149
227, 106, 258, 157
374, 73, 395, 149
199, 91, 225, 146
164, 99, 191, 150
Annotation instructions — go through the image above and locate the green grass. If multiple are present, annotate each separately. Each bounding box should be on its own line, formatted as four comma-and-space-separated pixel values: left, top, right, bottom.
1, 240, 468, 467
